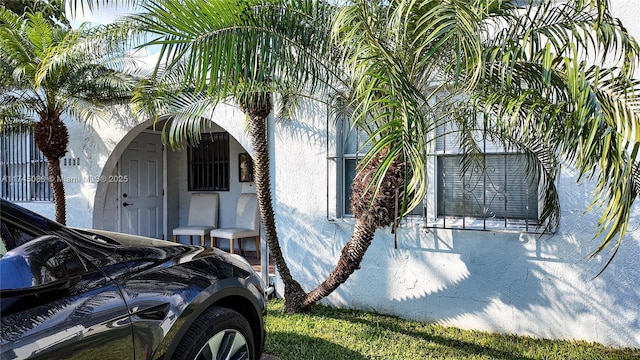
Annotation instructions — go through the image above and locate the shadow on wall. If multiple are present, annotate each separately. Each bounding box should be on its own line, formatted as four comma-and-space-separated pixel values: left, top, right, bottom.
273, 99, 330, 148
274, 200, 640, 347
91, 115, 176, 232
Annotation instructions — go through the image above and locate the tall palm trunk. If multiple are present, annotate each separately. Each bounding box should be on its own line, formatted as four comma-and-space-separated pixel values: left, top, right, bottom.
242, 93, 405, 314
46, 158, 66, 224
303, 217, 375, 308
243, 93, 307, 312
34, 114, 69, 224
298, 148, 408, 312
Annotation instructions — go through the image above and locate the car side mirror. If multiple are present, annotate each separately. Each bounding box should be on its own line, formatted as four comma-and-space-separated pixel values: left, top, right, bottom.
0, 235, 86, 291
0, 235, 86, 316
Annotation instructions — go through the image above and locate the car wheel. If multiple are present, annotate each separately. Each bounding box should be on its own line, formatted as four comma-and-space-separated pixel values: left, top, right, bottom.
173, 307, 256, 360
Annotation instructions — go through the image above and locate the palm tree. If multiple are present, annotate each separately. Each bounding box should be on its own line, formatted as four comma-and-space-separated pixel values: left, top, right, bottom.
332, 0, 639, 282
127, 0, 343, 312
0, 7, 139, 224
301, 0, 640, 312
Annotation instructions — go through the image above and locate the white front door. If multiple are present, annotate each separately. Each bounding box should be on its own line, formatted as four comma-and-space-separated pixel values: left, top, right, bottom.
119, 132, 164, 239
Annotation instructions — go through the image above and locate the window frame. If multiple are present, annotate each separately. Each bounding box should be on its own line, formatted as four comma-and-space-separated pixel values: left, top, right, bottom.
424, 121, 543, 232
330, 116, 422, 220
427, 153, 542, 231
328, 116, 366, 218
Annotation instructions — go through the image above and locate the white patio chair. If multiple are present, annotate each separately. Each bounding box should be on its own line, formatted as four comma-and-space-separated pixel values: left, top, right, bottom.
210, 193, 260, 257
172, 193, 219, 246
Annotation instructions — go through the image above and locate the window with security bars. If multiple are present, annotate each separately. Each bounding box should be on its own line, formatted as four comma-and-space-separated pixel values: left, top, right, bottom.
187, 132, 230, 191
334, 117, 421, 218
1, 130, 53, 202
428, 120, 541, 231
437, 154, 538, 219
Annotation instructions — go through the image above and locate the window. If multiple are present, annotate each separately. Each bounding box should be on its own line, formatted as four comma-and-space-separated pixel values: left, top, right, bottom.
436, 154, 538, 223
331, 117, 421, 218
187, 132, 230, 191
341, 118, 369, 216
330, 116, 542, 231
327, 116, 371, 217
0, 130, 52, 202
426, 120, 541, 231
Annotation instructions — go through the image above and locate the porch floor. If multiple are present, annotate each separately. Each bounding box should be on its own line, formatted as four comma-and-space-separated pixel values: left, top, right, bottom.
242, 251, 275, 276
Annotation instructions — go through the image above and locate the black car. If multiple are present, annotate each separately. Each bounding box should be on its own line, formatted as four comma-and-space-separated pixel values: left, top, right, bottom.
0, 199, 266, 360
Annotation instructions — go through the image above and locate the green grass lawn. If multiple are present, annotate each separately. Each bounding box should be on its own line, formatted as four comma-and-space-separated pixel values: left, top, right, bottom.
265, 299, 639, 359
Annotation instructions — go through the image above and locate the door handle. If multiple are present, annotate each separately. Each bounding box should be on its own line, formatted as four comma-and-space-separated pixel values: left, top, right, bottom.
123, 202, 134, 207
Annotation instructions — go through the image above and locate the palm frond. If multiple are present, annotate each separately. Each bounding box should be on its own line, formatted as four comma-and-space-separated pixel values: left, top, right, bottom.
463, 0, 640, 262
134, 0, 342, 99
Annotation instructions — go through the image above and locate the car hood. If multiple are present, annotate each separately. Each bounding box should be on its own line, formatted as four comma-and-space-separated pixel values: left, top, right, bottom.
75, 229, 256, 282
81, 229, 188, 248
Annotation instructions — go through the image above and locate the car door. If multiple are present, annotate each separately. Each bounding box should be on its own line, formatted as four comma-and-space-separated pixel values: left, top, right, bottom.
0, 235, 134, 360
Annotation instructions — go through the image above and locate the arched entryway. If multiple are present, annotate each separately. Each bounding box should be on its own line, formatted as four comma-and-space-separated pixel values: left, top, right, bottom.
91, 105, 272, 286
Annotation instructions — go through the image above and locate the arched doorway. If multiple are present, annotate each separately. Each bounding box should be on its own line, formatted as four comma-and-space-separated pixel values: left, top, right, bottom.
91, 106, 271, 287
92, 119, 164, 237
93, 105, 256, 238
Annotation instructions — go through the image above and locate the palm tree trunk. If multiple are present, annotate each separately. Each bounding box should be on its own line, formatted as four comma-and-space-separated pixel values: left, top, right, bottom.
244, 96, 307, 313
34, 115, 68, 225
242, 97, 404, 313
47, 157, 66, 224
303, 217, 375, 308
301, 149, 406, 310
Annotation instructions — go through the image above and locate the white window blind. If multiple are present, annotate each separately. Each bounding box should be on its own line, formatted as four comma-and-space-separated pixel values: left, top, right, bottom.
430, 119, 541, 231
437, 154, 538, 220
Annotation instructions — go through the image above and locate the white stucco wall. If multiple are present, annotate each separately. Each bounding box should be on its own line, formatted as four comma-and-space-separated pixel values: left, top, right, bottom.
269, 2, 640, 348
271, 108, 640, 348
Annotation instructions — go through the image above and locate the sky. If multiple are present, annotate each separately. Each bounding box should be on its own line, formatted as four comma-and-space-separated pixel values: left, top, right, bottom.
65, 2, 159, 69
66, 2, 131, 27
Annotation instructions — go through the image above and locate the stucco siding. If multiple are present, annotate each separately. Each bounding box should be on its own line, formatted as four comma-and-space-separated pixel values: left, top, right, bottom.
271, 107, 640, 347
267, 1, 640, 348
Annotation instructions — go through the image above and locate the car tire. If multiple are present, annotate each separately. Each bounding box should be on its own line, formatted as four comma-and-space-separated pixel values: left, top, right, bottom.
173, 306, 256, 360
